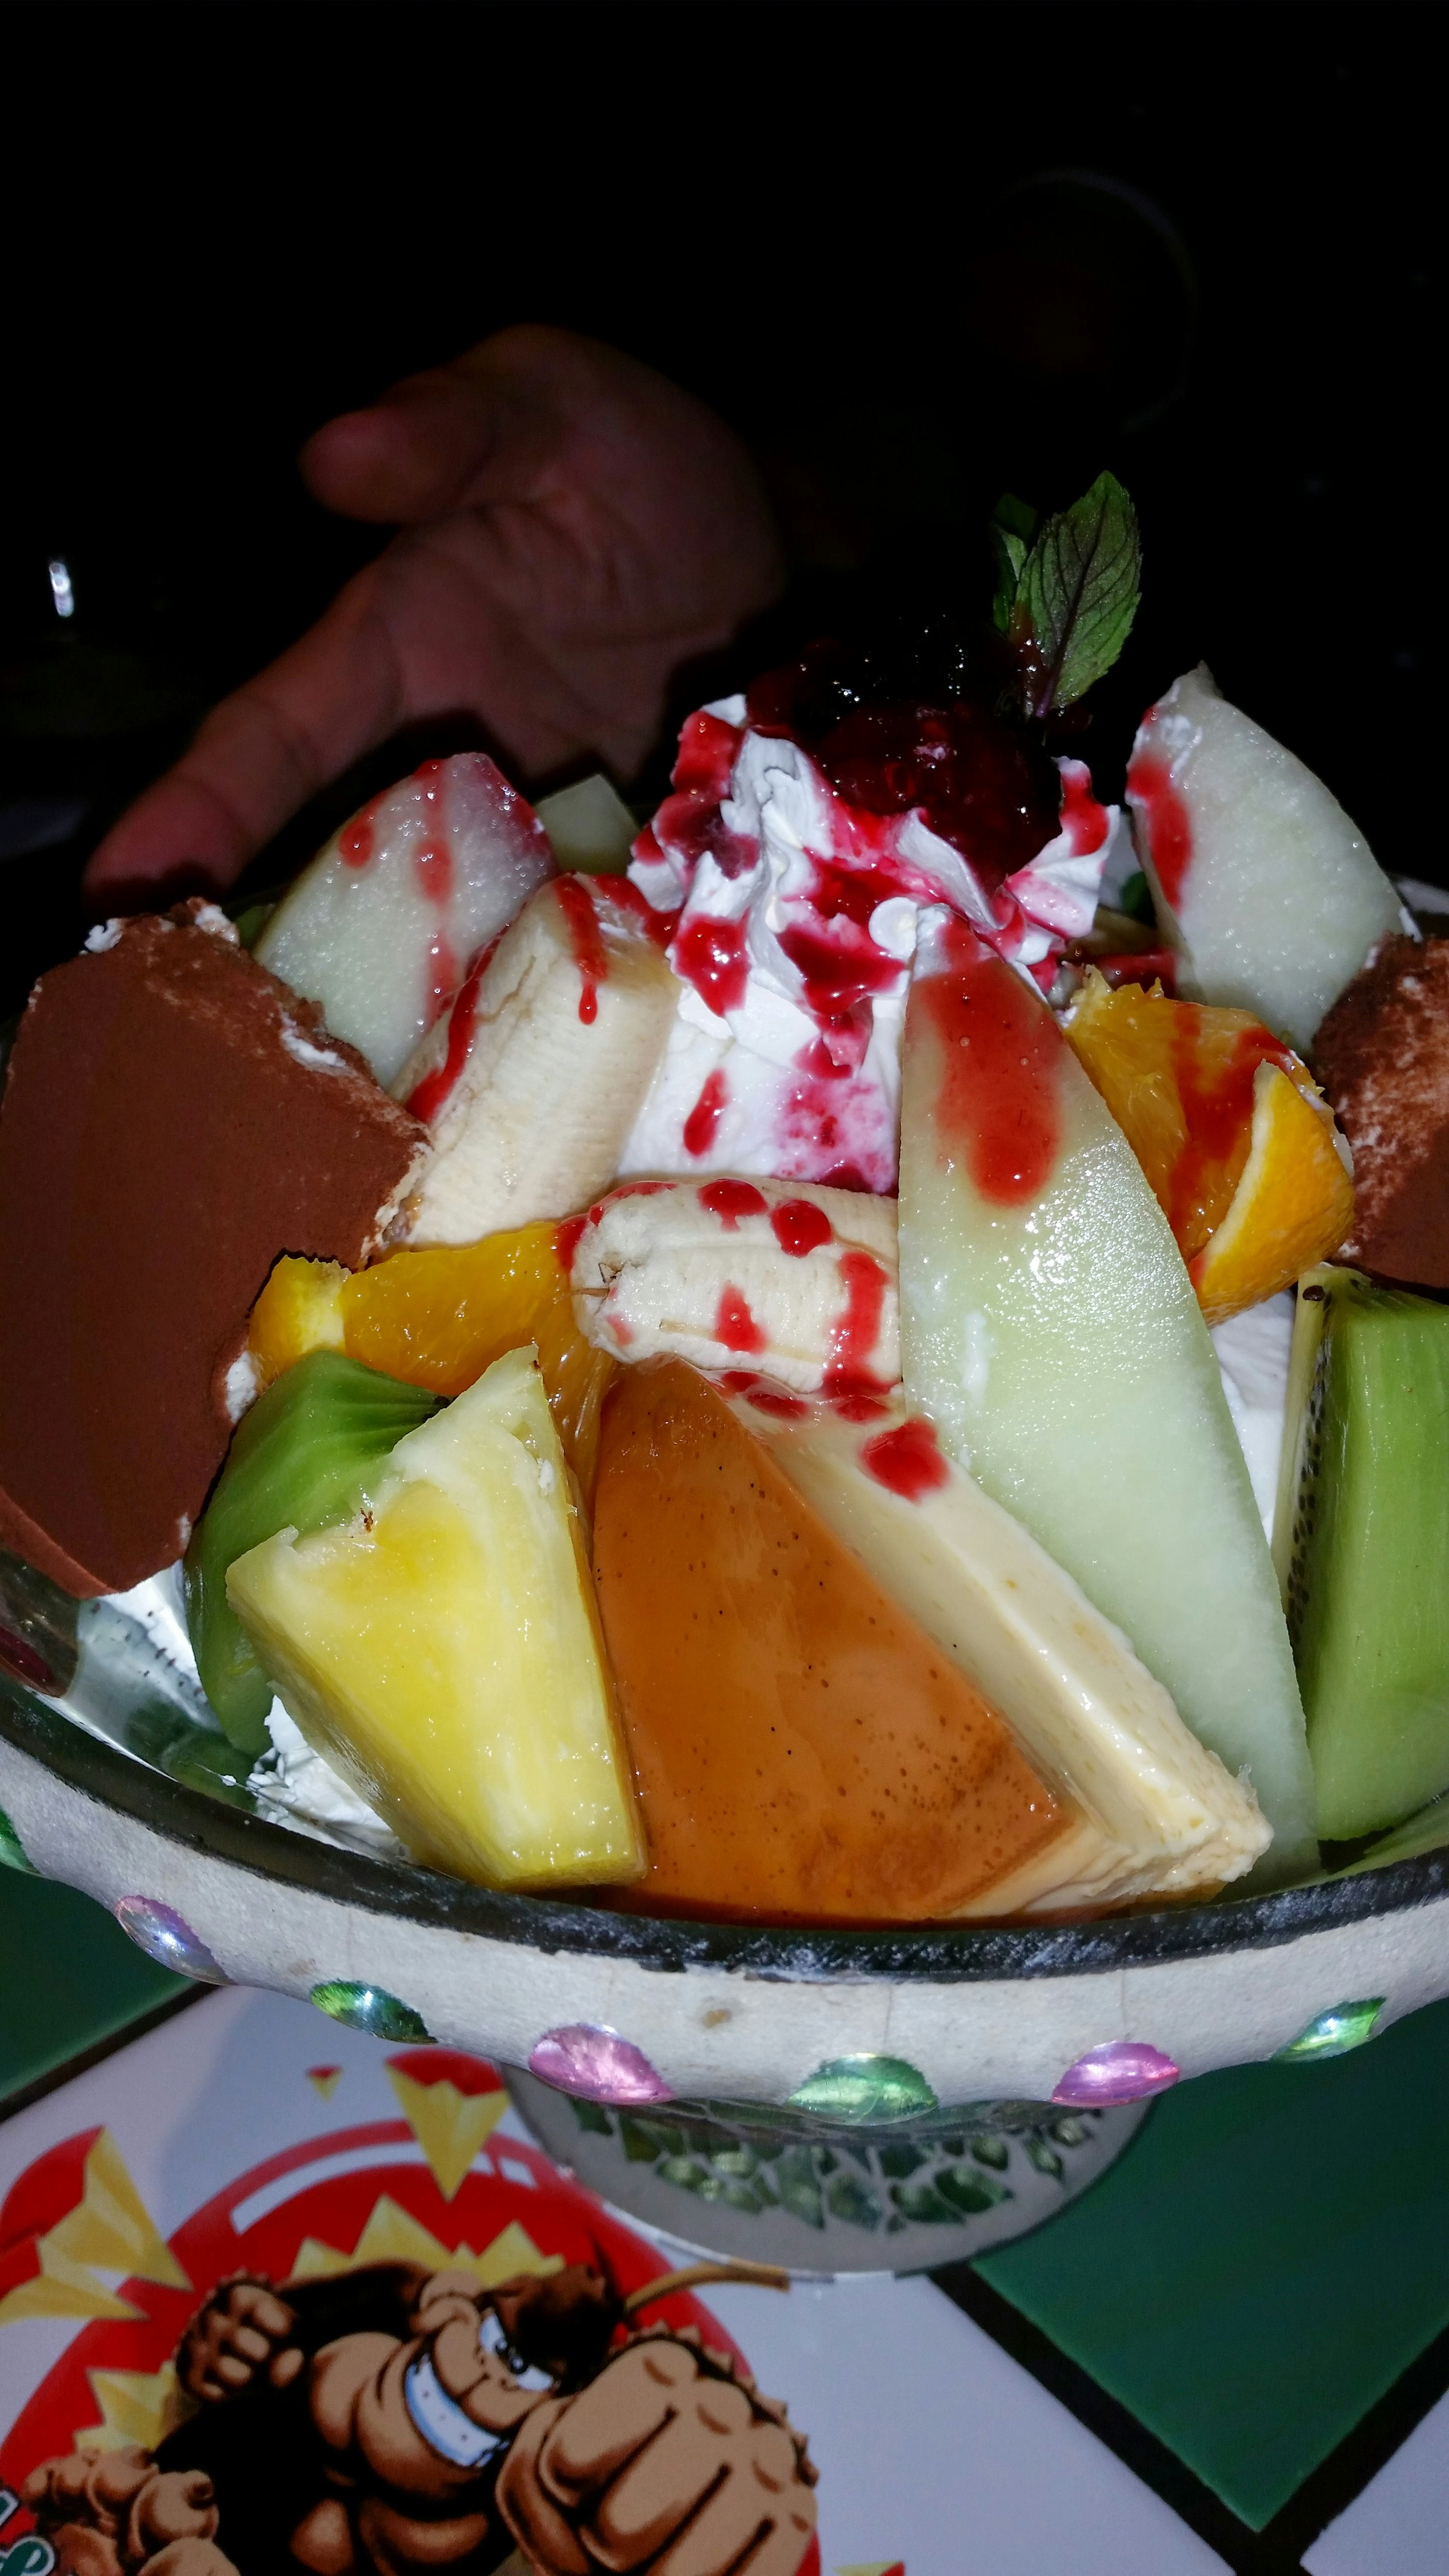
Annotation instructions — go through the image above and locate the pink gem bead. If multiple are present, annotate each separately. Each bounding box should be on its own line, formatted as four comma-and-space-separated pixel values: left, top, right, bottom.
1052, 2041, 1180, 2107
113, 1895, 227, 1984
528, 2024, 672, 2106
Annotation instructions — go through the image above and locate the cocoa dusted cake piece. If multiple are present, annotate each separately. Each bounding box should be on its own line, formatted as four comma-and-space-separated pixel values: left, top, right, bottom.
0, 903, 428, 1597
1312, 932, 1449, 1289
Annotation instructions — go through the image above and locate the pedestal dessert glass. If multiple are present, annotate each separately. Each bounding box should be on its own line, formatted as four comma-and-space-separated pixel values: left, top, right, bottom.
4, 1555, 1446, 2272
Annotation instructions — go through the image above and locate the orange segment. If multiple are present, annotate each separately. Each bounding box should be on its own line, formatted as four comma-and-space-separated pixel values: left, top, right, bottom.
341, 1224, 560, 1395
1064, 967, 1354, 1322
1189, 1063, 1355, 1326
248, 1257, 346, 1389
246, 1224, 615, 1499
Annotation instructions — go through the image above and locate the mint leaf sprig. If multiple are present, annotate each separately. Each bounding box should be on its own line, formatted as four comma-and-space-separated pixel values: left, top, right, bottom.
990, 472, 1141, 720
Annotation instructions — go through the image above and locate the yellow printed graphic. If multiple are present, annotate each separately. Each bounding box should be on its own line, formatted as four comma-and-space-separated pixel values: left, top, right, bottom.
288, 2193, 562, 2291
73, 2362, 189, 2455
46, 2132, 191, 2291
0, 2130, 185, 2326
387, 2065, 509, 2200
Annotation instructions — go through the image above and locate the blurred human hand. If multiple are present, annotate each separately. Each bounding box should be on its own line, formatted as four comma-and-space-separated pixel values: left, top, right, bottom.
85, 326, 782, 900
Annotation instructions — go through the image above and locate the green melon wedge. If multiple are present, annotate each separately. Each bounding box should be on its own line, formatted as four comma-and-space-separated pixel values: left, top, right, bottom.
1276, 1266, 1449, 1841
898, 919, 1317, 1882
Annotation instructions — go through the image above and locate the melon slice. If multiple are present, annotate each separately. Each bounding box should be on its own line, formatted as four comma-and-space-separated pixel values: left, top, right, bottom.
226, 1347, 642, 1890
898, 915, 1317, 1879
255, 755, 555, 1086
1126, 666, 1402, 1052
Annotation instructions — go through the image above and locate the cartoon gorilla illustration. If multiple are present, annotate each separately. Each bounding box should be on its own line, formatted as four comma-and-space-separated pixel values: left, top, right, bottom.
21, 2259, 818, 2576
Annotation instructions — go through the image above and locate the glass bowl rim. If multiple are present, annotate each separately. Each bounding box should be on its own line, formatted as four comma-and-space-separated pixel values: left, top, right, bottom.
6, 1679, 1446, 1984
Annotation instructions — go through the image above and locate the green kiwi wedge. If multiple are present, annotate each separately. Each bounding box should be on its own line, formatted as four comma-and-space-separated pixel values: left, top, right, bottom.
186, 1351, 439, 1754
1277, 1265, 1449, 1839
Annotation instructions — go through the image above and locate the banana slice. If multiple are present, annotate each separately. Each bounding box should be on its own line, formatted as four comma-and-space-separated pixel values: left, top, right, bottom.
720, 1379, 1270, 1906
569, 1177, 899, 1390
392, 878, 681, 1246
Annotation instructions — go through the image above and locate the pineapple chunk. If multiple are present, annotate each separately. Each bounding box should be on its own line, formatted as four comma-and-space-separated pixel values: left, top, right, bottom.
225, 1347, 643, 1890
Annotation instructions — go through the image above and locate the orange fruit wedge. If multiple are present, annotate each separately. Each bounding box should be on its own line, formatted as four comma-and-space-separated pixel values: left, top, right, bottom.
247, 1221, 615, 1499
1064, 968, 1354, 1321
1188, 1061, 1355, 1326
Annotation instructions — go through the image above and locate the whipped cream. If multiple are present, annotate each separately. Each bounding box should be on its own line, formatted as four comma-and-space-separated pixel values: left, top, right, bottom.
249, 1697, 404, 1856
620, 698, 1119, 1193
1212, 1291, 1294, 1539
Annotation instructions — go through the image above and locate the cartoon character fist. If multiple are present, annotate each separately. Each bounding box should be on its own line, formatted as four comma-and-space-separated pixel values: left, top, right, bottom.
178, 2273, 304, 2399
21, 2446, 235, 2576
496, 2327, 818, 2576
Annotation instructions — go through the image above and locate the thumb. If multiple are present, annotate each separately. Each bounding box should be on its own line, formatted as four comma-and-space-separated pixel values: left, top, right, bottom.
299, 342, 555, 527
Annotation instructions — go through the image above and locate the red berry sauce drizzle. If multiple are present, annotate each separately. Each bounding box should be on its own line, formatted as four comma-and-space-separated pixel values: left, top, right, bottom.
823, 1249, 890, 1399
861, 1416, 951, 1502
683, 1067, 729, 1158
918, 917, 1063, 1207
553, 876, 610, 1025
404, 930, 505, 1124
770, 1198, 834, 1258
1126, 712, 1194, 913
700, 1179, 768, 1230
714, 1285, 766, 1356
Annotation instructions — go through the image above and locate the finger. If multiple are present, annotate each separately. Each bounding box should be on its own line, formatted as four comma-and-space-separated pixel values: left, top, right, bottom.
541, 2339, 698, 2499
649, 2454, 817, 2576
233, 2287, 295, 2340
268, 2346, 305, 2390
84, 560, 403, 898
581, 2381, 754, 2567
212, 2353, 254, 2389
228, 2325, 274, 2366
301, 356, 547, 528
495, 2399, 592, 2576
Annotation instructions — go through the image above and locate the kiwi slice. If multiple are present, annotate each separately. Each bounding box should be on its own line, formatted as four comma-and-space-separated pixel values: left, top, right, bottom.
186, 1350, 439, 1753
1278, 1264, 1449, 1839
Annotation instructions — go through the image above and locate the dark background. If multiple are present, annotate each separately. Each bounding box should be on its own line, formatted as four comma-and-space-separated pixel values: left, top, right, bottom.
1, 1, 1440, 1008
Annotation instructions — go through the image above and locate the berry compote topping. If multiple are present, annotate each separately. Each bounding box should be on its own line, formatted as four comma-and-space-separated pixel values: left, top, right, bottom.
746, 636, 1062, 894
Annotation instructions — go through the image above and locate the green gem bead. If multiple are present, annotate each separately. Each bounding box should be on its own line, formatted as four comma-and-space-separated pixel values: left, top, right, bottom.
0, 1802, 35, 1873
787, 2054, 938, 2125
308, 1980, 433, 2042
1277, 1997, 1386, 2061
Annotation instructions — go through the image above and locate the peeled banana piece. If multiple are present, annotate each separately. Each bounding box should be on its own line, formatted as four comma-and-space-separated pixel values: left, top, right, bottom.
392, 878, 681, 1246
569, 1178, 900, 1390
726, 1380, 1271, 1908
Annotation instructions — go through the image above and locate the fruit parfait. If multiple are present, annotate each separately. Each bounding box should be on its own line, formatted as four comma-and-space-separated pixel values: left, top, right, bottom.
2, 474, 1442, 1932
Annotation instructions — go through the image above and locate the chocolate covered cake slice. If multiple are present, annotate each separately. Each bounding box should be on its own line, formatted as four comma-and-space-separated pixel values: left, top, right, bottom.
1312, 932, 1449, 1289
0, 903, 427, 1596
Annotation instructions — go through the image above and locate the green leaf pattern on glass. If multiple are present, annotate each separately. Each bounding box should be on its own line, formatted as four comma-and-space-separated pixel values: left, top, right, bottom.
568, 2095, 1105, 2235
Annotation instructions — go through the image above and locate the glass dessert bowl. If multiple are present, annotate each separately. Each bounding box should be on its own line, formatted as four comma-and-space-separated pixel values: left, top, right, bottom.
6, 481, 1449, 2264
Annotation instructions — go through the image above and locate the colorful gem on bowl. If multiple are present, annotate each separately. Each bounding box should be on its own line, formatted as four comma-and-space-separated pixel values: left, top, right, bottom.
1277, 1998, 1386, 2061
113, 1895, 227, 1983
0, 1624, 56, 1692
0, 1802, 34, 1874
528, 2024, 671, 2105
1052, 2041, 1180, 2107
788, 2055, 939, 2124
309, 1980, 434, 2042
